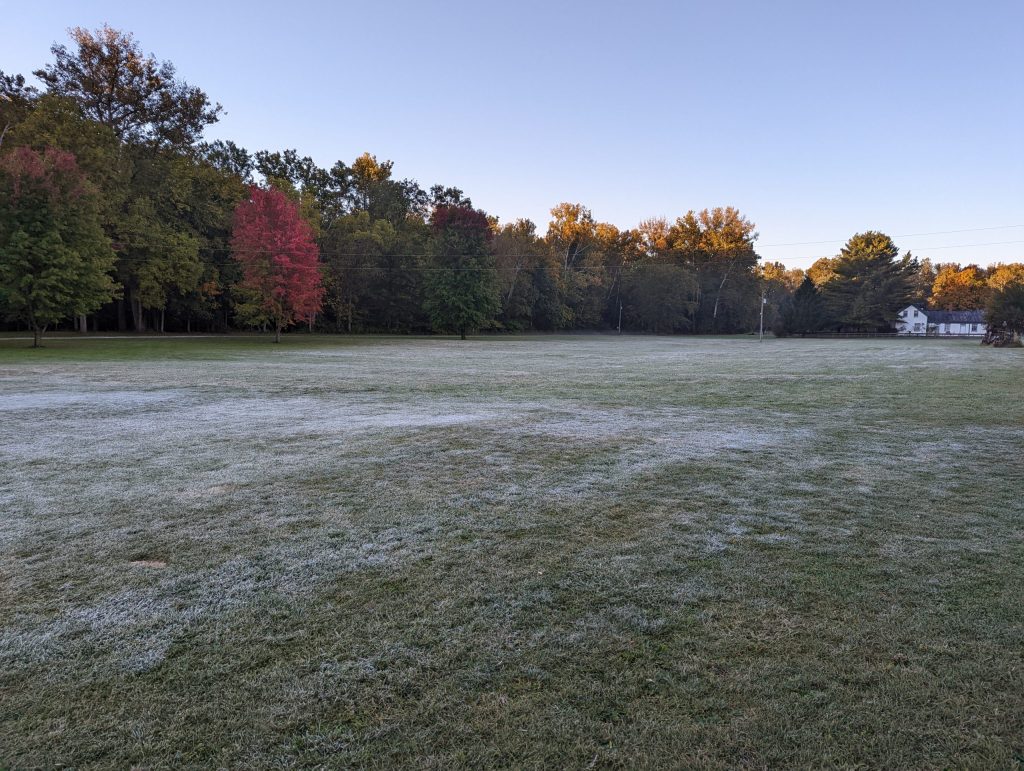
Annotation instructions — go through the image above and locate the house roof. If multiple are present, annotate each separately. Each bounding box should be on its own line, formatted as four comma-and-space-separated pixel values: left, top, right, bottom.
922, 309, 986, 324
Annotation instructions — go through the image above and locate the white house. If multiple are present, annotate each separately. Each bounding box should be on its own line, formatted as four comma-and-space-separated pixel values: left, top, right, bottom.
896, 305, 986, 336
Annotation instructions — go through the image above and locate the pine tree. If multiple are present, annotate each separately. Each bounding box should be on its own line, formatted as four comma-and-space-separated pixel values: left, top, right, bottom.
777, 277, 829, 336
821, 232, 917, 331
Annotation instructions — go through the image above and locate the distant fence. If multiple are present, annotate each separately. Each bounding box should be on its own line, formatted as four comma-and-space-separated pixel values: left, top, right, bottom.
802, 332, 897, 338
802, 332, 982, 340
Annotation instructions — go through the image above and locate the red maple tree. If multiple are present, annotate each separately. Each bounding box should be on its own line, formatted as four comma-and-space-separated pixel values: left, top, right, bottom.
231, 185, 323, 342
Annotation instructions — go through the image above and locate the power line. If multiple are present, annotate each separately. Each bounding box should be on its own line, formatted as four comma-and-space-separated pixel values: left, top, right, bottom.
760, 224, 1024, 248
907, 240, 1024, 250
97, 218, 1024, 260
102, 238, 1024, 263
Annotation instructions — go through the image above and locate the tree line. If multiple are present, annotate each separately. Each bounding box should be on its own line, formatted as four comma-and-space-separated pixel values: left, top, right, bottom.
770, 244, 1024, 335
2, 26, 1023, 345
772, 248, 1024, 337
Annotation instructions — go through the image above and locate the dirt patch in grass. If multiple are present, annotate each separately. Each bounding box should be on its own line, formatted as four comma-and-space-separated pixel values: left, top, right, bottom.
129, 559, 168, 568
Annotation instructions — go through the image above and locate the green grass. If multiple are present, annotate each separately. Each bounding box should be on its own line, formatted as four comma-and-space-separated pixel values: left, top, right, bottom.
1, 335, 1022, 768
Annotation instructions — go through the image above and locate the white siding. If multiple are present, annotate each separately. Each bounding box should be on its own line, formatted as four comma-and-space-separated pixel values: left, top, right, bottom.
934, 321, 986, 336
896, 305, 986, 336
896, 306, 927, 335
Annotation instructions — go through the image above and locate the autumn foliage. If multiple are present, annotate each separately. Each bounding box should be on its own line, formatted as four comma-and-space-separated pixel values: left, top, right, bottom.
0, 146, 117, 345
929, 265, 988, 310
231, 185, 323, 341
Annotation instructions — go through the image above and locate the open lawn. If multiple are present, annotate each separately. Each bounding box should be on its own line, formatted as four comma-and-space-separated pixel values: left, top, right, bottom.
1, 335, 1022, 768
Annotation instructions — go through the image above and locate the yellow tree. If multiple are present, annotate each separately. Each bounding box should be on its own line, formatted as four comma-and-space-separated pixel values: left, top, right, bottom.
987, 263, 1024, 291
546, 202, 597, 271
807, 257, 838, 287
634, 217, 671, 259
666, 207, 759, 331
544, 203, 623, 328
759, 261, 804, 291
930, 265, 988, 310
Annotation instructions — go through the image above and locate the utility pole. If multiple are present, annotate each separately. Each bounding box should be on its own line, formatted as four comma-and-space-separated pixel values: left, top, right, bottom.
759, 292, 766, 342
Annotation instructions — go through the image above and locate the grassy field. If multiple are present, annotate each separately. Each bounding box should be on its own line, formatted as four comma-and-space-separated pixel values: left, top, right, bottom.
1, 334, 1022, 768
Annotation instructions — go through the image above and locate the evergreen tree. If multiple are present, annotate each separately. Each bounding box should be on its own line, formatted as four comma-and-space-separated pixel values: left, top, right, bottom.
776, 277, 829, 336
821, 232, 917, 331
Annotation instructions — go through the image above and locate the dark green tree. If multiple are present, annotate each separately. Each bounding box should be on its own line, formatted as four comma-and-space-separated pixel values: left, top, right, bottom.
199, 140, 254, 182
984, 280, 1024, 344
114, 153, 204, 331
493, 218, 544, 330
347, 152, 428, 223
0, 147, 117, 346
0, 71, 39, 148
530, 262, 565, 331
168, 153, 247, 332
429, 184, 472, 209
821, 231, 917, 331
622, 263, 698, 333
320, 211, 400, 332
424, 206, 499, 340
776, 277, 830, 336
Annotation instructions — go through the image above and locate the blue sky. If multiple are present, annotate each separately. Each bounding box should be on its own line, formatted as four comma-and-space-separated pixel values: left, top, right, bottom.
3, 0, 1022, 268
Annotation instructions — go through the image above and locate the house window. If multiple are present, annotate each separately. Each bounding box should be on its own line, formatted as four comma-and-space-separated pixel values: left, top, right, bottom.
914, 310, 920, 317
914, 323, 922, 331
971, 324, 978, 332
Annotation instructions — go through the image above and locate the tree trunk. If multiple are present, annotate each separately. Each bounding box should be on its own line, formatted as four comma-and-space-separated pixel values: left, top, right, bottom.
159, 308, 165, 334
507, 262, 522, 304
460, 327, 467, 341
347, 303, 353, 333
129, 292, 146, 332
78, 314, 87, 334
32, 326, 42, 348
275, 324, 281, 343
117, 298, 127, 331
711, 260, 736, 325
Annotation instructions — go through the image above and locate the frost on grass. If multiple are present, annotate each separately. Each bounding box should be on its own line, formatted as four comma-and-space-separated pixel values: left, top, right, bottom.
0, 336, 1022, 766
0, 530, 440, 678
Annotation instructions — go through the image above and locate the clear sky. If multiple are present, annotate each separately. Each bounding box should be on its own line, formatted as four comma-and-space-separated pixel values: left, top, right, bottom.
3, 0, 1022, 268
